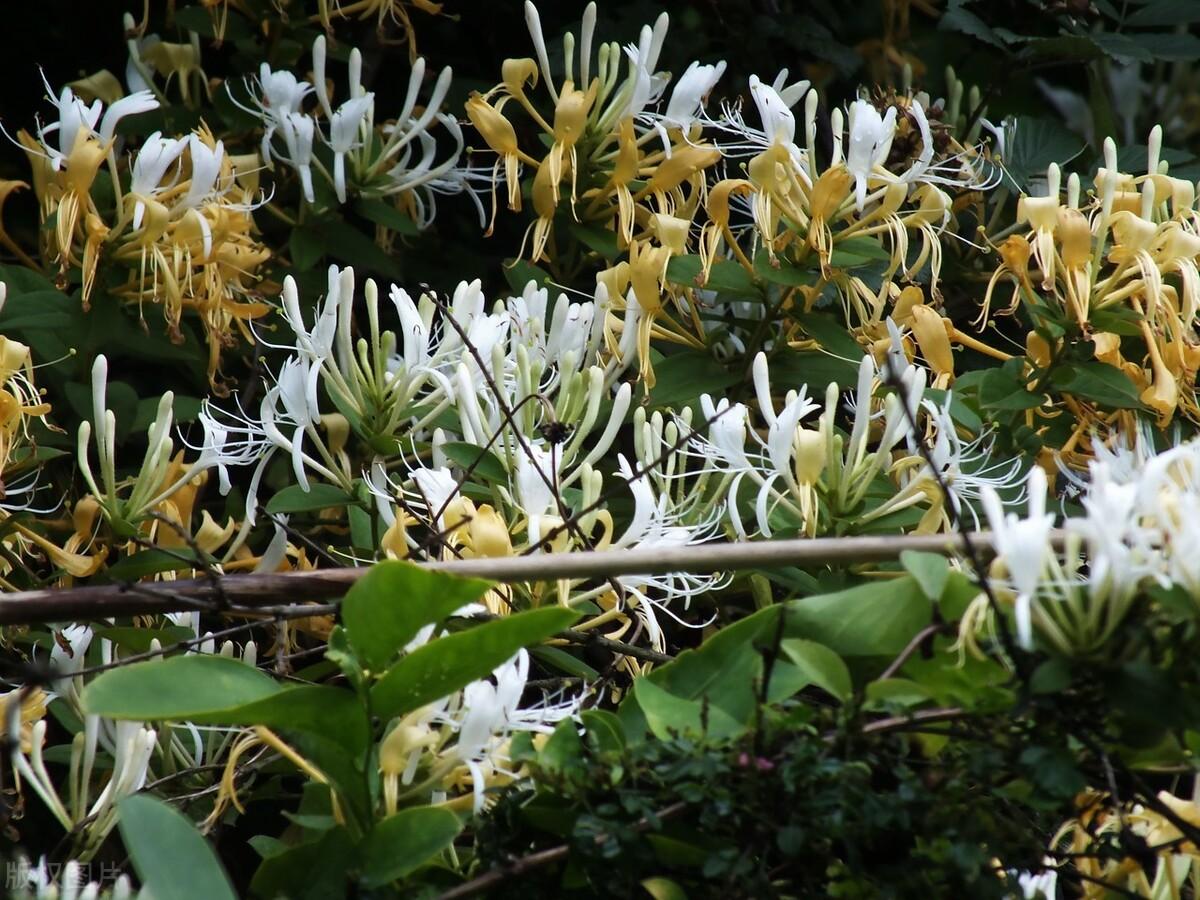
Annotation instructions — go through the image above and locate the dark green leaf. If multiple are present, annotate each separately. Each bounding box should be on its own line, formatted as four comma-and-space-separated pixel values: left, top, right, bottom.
441, 441, 508, 483
191, 685, 368, 755
1050, 363, 1143, 409
355, 198, 419, 235
1126, 0, 1200, 25
83, 655, 281, 719
266, 483, 356, 515
776, 639, 852, 701
371, 607, 579, 719
900, 551, 950, 601
784, 576, 932, 657
754, 252, 815, 286
666, 255, 760, 296
118, 795, 236, 900
361, 806, 462, 887
1004, 117, 1086, 191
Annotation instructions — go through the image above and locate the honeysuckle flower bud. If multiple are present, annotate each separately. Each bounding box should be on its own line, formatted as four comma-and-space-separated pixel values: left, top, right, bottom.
793, 428, 826, 486
311, 34, 334, 120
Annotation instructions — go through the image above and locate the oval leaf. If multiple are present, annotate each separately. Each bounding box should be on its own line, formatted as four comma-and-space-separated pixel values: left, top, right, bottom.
361, 806, 462, 887
118, 794, 236, 900
83, 655, 281, 719
342, 561, 494, 672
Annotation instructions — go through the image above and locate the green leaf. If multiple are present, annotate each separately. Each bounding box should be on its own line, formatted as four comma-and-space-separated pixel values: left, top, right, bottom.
251, 826, 356, 899
1131, 31, 1200, 60
290, 227, 324, 271
191, 685, 368, 755
101, 548, 203, 582
642, 876, 690, 900
118, 795, 236, 900
795, 312, 866, 361
266, 483, 355, 515
371, 607, 579, 719
1126, 0, 1200, 26
632, 678, 744, 741
441, 441, 508, 483
310, 217, 403, 279
666, 255, 759, 296
1003, 117, 1086, 192
0, 289, 76, 332
784, 576, 932, 658
754, 252, 815, 286
1050, 363, 1143, 409
1090, 31, 1155, 62
829, 236, 892, 267
647, 352, 739, 409
580, 709, 626, 754
569, 222, 620, 259
354, 198, 419, 235
531, 645, 600, 680
342, 561, 494, 672
769, 350, 859, 394
900, 551, 950, 601
978, 369, 1043, 410
93, 625, 193, 653
503, 258, 552, 294
939, 1, 1007, 48
360, 806, 462, 887
539, 718, 586, 777
777, 639, 853, 701
648, 606, 778, 720
83, 655, 281, 719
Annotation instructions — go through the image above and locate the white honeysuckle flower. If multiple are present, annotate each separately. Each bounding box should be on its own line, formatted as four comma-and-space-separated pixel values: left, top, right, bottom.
697, 394, 754, 472
278, 270, 338, 364
98, 89, 157, 143
1015, 863, 1058, 900
328, 94, 374, 202
437, 648, 581, 812
621, 25, 671, 121
35, 82, 102, 169
749, 74, 796, 147
257, 63, 312, 118
662, 60, 727, 131
410, 465, 459, 529
515, 444, 559, 542
258, 358, 324, 491
611, 455, 725, 649
181, 134, 226, 210
389, 285, 436, 370
49, 624, 93, 702
845, 98, 897, 211
278, 112, 316, 203
129, 132, 186, 228
980, 466, 1056, 649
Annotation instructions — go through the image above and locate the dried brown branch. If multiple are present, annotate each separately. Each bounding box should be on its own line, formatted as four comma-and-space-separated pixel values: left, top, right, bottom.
0, 531, 1066, 626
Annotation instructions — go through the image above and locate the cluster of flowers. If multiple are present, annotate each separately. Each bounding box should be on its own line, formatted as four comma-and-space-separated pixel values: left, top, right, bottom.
11, 67, 269, 390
